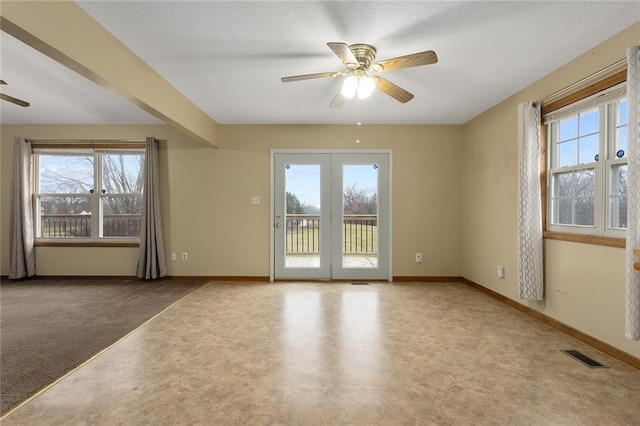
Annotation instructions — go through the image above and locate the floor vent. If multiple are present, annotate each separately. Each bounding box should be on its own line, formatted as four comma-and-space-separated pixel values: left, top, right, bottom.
351, 282, 370, 285
561, 350, 609, 368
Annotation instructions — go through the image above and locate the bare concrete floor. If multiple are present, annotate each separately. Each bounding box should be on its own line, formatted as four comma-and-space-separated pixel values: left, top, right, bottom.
3, 282, 640, 425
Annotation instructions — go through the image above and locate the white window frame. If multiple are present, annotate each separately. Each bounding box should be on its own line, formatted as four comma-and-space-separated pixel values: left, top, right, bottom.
33, 147, 144, 244
546, 83, 627, 239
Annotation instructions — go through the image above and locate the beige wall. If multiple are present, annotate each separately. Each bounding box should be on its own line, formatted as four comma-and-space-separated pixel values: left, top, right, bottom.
0, 124, 463, 278
461, 22, 640, 358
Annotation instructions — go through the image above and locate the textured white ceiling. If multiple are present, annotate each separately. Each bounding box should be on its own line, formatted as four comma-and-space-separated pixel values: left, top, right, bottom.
1, 1, 639, 126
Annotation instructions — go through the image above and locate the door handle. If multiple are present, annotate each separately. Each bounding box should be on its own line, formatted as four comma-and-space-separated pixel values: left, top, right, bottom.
274, 222, 282, 228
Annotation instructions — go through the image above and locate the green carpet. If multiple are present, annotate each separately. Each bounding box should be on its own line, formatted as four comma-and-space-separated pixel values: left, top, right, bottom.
0, 277, 204, 415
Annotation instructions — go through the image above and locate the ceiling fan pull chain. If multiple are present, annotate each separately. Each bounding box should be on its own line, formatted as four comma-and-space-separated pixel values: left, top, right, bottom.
355, 99, 361, 144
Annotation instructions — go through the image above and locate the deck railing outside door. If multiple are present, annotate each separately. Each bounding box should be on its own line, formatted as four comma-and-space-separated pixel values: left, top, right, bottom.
286, 214, 377, 255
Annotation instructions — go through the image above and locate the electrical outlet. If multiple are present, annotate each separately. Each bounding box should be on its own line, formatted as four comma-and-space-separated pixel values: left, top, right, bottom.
182, 252, 188, 261
251, 196, 260, 205
171, 252, 177, 261
497, 266, 505, 278
415, 252, 422, 263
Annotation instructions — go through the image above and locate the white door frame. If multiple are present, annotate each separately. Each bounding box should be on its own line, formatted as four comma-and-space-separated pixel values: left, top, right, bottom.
269, 148, 393, 282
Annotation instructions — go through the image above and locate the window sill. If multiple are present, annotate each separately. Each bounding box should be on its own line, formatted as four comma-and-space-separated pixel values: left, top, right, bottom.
543, 231, 625, 248
35, 241, 139, 248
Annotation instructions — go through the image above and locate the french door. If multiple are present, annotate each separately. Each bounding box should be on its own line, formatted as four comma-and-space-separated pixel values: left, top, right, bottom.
272, 151, 391, 281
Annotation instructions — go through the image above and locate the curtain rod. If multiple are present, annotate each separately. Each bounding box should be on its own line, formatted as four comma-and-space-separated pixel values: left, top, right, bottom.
534, 58, 626, 106
27, 138, 146, 143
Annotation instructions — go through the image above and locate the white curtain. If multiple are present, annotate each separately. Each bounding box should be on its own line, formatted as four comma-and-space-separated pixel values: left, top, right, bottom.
517, 102, 544, 301
9, 137, 36, 279
625, 46, 640, 340
137, 137, 167, 279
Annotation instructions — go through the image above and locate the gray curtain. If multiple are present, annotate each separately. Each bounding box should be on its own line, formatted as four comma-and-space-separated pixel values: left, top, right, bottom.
9, 137, 36, 279
625, 46, 640, 340
516, 102, 544, 300
137, 137, 167, 279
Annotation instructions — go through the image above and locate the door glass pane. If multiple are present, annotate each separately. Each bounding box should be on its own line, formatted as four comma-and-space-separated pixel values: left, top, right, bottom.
342, 164, 378, 268
285, 164, 321, 268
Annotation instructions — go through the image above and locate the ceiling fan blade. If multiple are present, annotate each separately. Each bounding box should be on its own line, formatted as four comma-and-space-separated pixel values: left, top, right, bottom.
0, 80, 7, 85
0, 93, 30, 107
375, 50, 438, 72
327, 42, 358, 67
281, 71, 342, 83
376, 77, 414, 103
329, 91, 345, 108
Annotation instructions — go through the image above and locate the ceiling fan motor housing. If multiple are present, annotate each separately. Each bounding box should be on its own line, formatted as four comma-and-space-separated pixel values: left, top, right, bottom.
348, 44, 377, 70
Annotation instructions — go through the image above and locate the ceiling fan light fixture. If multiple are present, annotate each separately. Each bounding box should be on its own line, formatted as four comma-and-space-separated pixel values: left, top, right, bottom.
341, 74, 376, 100
357, 76, 376, 99
341, 75, 358, 99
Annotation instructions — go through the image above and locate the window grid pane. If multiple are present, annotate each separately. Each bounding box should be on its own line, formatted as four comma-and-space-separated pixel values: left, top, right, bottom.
616, 99, 627, 157
102, 153, 144, 194
38, 196, 92, 238
38, 155, 93, 194
550, 168, 595, 227
36, 150, 144, 241
555, 109, 599, 168
101, 195, 143, 237
609, 164, 627, 229
547, 92, 627, 236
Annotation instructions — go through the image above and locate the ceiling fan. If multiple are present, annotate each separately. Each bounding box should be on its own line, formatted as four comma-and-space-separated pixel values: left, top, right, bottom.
0, 79, 30, 107
281, 42, 438, 108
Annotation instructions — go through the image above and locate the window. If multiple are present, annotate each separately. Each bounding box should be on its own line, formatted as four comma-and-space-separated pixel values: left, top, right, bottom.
34, 147, 144, 242
546, 83, 627, 239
